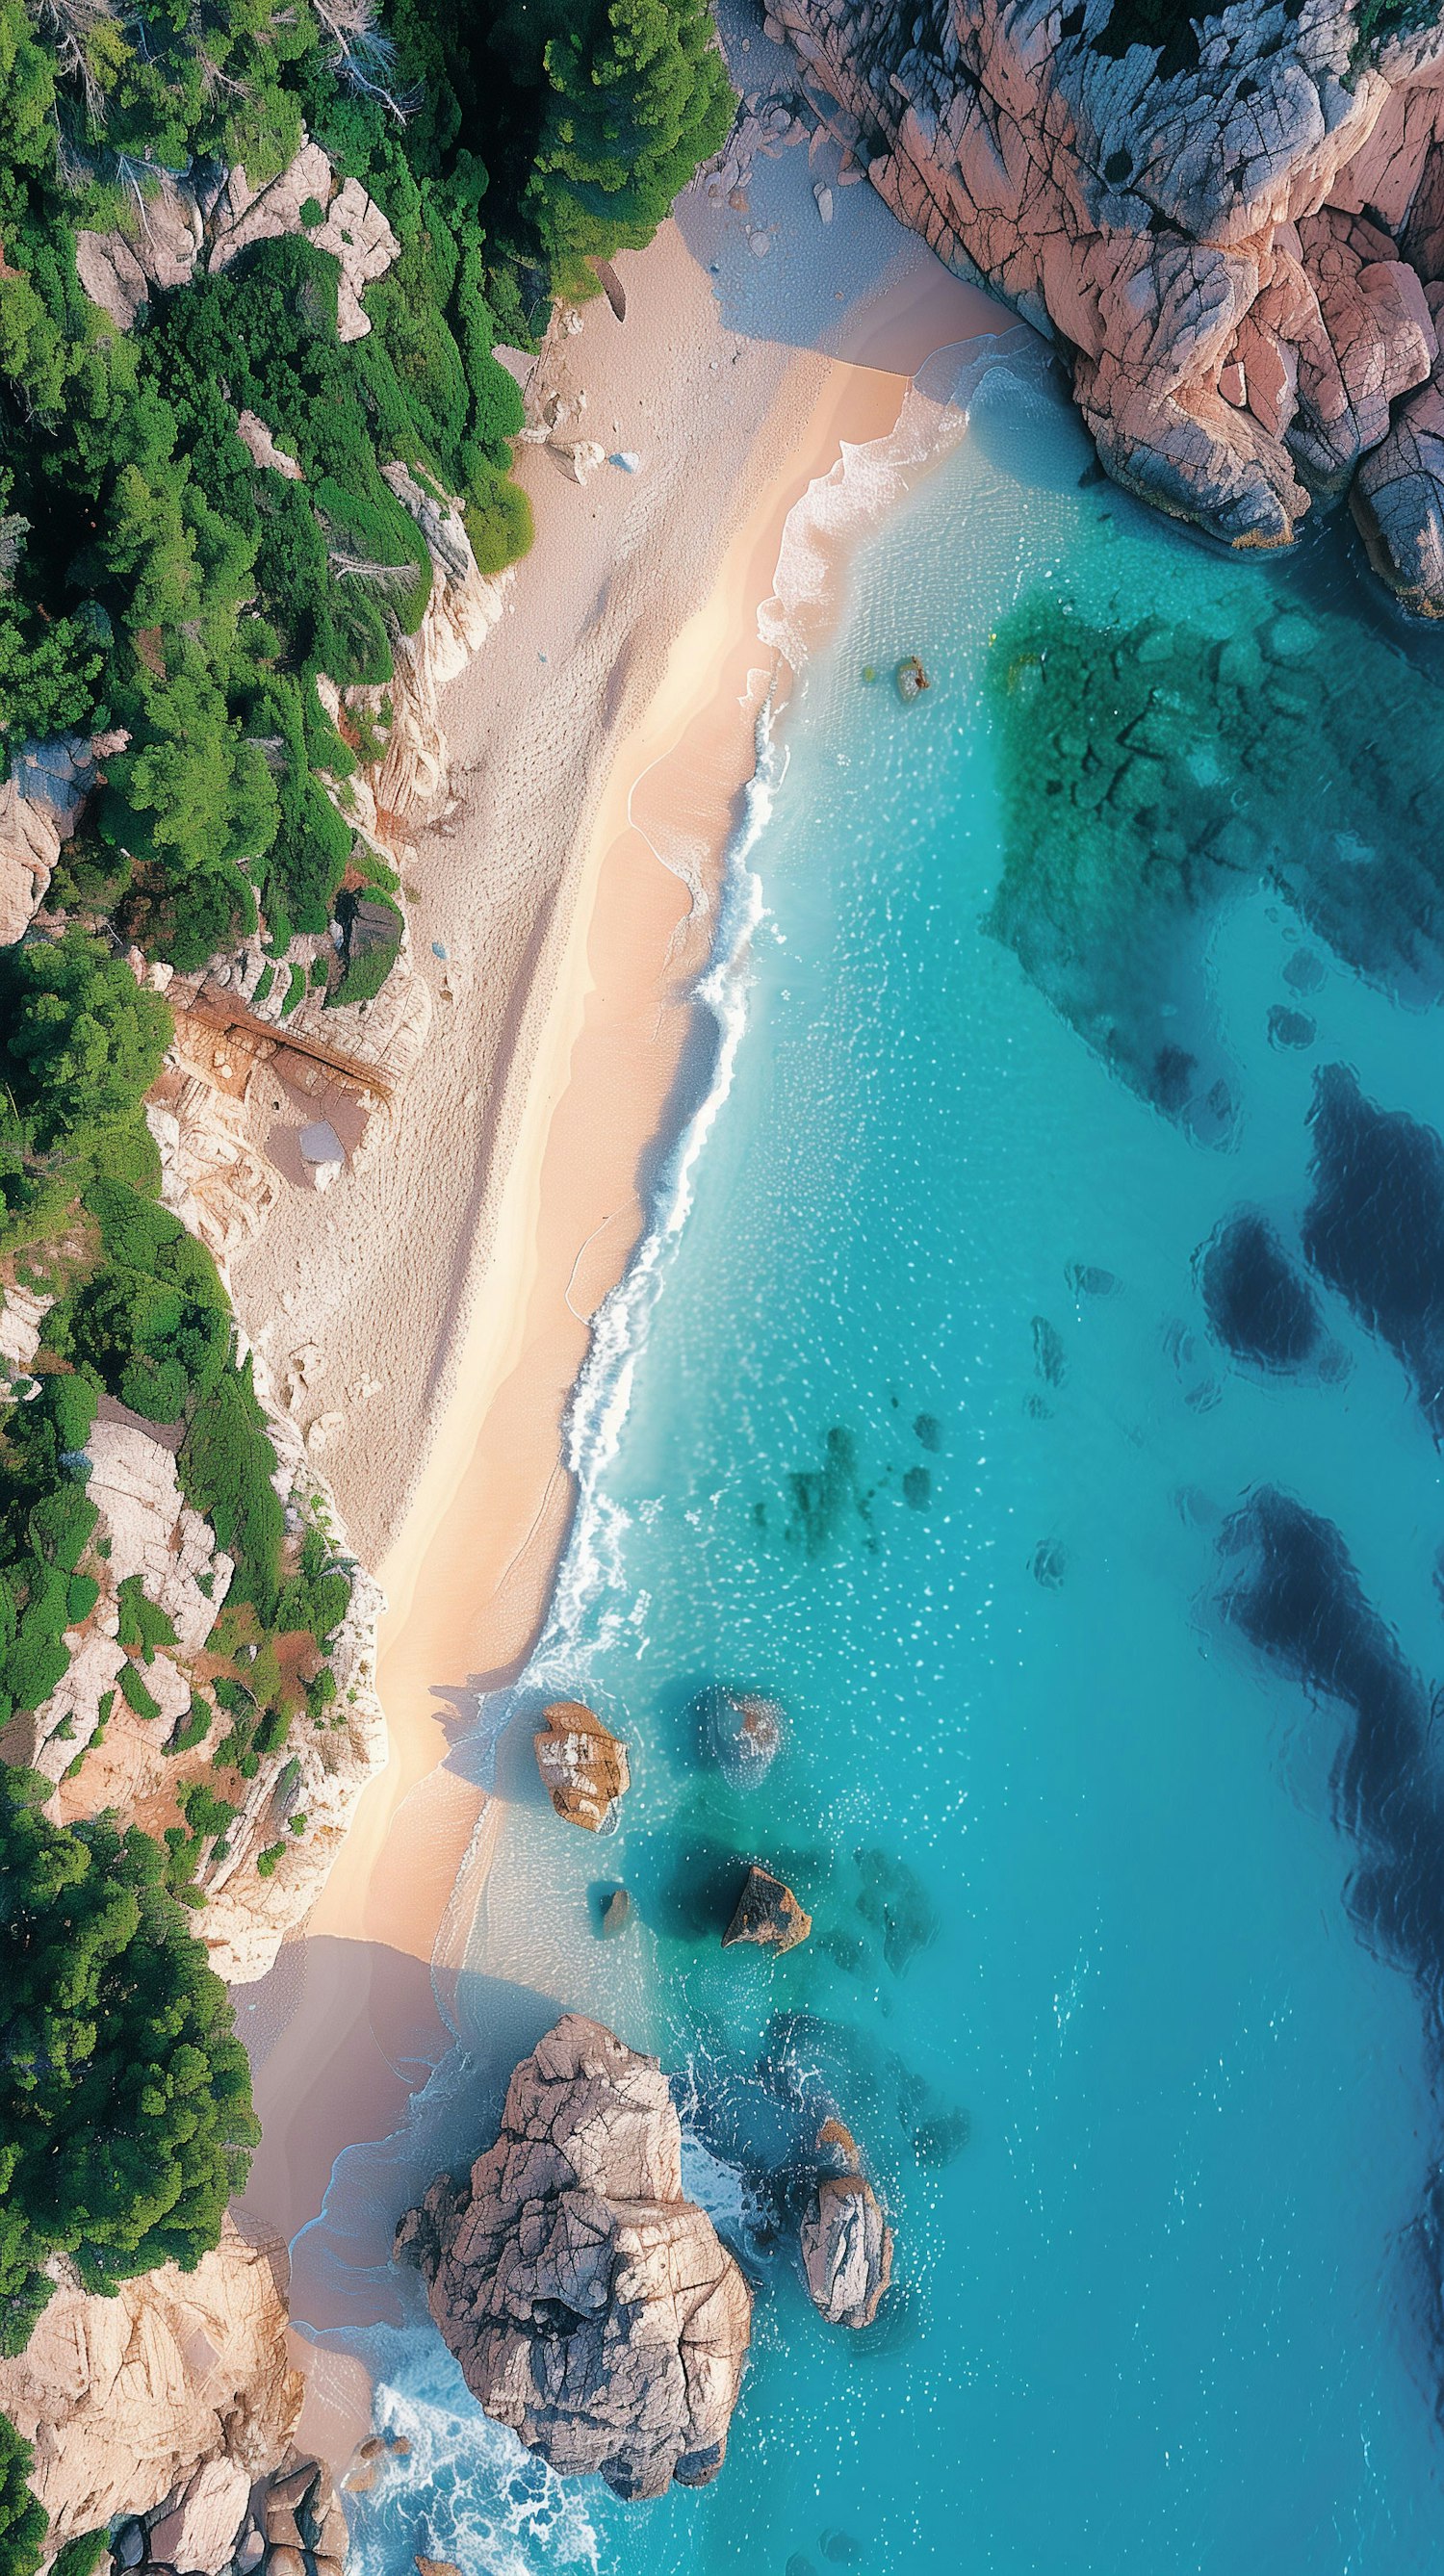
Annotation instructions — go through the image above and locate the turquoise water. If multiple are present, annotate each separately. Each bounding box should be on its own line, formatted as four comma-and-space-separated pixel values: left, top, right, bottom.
327, 350, 1444, 2572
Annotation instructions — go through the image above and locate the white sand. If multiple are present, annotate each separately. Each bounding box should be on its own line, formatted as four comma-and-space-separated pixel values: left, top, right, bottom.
235, 174, 1003, 2447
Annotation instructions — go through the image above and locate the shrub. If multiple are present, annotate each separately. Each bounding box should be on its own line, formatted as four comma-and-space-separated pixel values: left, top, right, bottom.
50, 2534, 110, 2576
116, 1576, 177, 1662
64, 1574, 98, 1626
117, 1660, 161, 1721
168, 1700, 212, 1755
178, 1359, 284, 1619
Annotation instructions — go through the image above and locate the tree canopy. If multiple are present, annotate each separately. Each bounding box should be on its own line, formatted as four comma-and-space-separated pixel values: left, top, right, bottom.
0, 1769, 258, 2355
0, 2415, 44, 2576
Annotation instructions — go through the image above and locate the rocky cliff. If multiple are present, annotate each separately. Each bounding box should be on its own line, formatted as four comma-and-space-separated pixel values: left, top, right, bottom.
396, 2017, 753, 2501
768, 0, 1444, 610
0, 2219, 299, 2554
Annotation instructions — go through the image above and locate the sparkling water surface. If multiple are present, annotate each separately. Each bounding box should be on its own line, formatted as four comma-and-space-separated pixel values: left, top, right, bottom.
334, 353, 1444, 2574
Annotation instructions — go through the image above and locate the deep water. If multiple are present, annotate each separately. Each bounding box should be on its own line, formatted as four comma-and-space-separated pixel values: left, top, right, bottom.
335, 351, 1444, 2572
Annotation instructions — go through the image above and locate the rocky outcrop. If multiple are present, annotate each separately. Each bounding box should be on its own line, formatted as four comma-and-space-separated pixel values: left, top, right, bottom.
191, 1354, 388, 1985
770, 0, 1444, 609
76, 141, 398, 344
722, 1864, 812, 1954
107, 2452, 348, 2576
696, 1685, 784, 1790
1, 1352, 387, 1987
395, 2016, 752, 2500
0, 732, 124, 942
0, 2218, 300, 2553
799, 2123, 893, 2330
533, 1700, 631, 1830
236, 410, 303, 481
88, 1417, 236, 1657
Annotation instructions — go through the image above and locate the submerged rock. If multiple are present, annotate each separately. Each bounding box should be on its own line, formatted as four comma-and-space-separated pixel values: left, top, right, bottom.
723, 1865, 812, 1956
395, 2015, 751, 2501
1201, 1211, 1322, 1373
533, 1700, 631, 1831
800, 2123, 894, 2330
696, 1685, 785, 1791
598, 1885, 632, 1939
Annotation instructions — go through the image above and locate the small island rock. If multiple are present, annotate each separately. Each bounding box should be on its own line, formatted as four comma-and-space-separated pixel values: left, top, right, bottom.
394, 2015, 751, 2502
722, 1865, 811, 1955
533, 1700, 630, 1831
801, 2125, 894, 2331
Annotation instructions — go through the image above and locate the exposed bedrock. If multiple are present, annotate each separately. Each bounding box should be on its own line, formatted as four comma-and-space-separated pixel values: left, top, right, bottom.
769, 0, 1444, 608
395, 2016, 752, 2501
0, 2217, 304, 2561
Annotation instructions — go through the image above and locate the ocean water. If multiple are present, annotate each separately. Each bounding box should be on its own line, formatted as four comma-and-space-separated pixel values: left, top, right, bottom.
327, 346, 1444, 2573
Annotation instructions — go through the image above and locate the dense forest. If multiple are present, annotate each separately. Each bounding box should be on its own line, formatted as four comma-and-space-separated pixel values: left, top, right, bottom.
0, 0, 733, 2560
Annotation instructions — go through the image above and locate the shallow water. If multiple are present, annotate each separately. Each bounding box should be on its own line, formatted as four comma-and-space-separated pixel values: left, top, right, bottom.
329, 351, 1444, 2572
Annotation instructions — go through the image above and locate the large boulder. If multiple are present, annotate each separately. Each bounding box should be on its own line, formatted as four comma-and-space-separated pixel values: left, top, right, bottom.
395, 2016, 752, 2501
533, 1700, 631, 1830
145, 2459, 250, 2575
799, 2124, 893, 2331
770, 0, 1444, 610
722, 1864, 812, 1955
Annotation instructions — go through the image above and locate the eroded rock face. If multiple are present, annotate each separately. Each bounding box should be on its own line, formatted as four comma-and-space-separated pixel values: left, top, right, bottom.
533, 1700, 631, 1830
395, 2015, 752, 2500
0, 2218, 300, 2553
0, 732, 123, 942
76, 139, 399, 345
771, 0, 1444, 608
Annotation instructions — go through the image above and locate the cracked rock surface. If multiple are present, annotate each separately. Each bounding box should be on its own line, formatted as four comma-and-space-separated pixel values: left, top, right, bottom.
770, 0, 1444, 609
396, 2016, 751, 2501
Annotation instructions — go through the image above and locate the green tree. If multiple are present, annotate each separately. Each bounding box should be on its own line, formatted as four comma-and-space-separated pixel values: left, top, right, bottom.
0, 2413, 44, 2576
0, 934, 168, 1156
0, 1771, 258, 2354
0, 934, 168, 1248
525, 0, 733, 296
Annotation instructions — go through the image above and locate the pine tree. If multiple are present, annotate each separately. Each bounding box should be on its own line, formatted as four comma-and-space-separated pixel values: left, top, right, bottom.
0, 1773, 258, 2356
526, 0, 733, 296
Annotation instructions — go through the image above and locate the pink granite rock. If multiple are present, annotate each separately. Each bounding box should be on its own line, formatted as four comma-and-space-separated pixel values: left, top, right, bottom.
395, 2016, 751, 2500
769, 0, 1444, 607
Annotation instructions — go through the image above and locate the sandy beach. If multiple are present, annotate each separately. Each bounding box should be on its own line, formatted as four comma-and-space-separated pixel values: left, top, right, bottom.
232, 145, 1002, 2459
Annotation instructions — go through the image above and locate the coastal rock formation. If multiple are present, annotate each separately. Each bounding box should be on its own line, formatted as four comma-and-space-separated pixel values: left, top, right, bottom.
770, 0, 1444, 608
723, 1863, 812, 1954
395, 2015, 752, 2499
193, 1360, 388, 1984
0, 2217, 300, 2552
534, 1700, 632, 1830
696, 1684, 785, 1790
800, 2123, 894, 2330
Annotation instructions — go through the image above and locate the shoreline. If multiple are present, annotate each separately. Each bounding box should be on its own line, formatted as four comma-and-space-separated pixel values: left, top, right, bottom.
239, 198, 1002, 2460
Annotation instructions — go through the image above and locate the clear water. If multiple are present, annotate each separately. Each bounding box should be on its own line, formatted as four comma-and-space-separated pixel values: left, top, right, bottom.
326, 351, 1444, 2573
